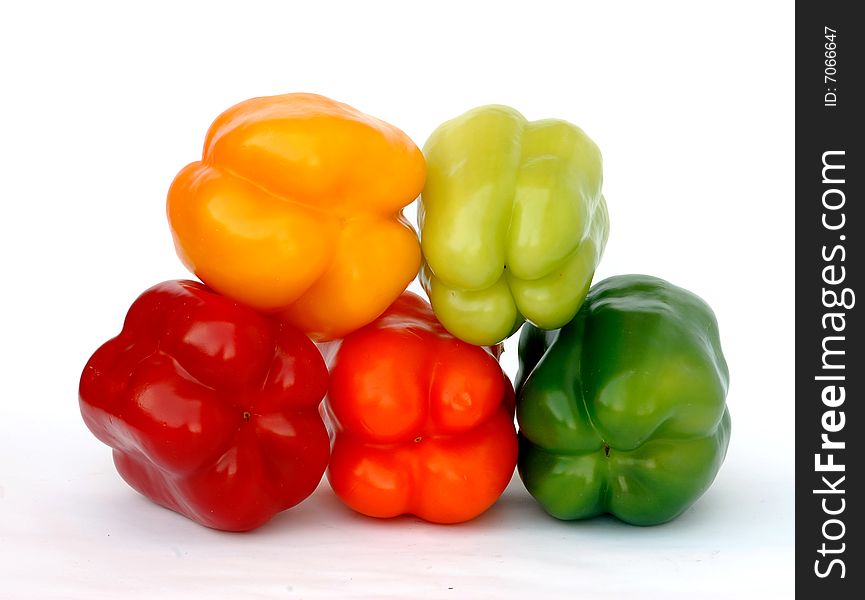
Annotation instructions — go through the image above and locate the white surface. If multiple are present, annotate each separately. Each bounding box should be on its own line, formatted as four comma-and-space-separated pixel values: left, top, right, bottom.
0, 1, 794, 598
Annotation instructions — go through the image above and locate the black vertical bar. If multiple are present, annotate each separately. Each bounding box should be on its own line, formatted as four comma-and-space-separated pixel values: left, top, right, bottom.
796, 1, 862, 596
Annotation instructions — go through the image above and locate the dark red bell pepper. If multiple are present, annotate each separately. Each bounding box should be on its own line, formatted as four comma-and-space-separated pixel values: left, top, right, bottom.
79, 280, 330, 531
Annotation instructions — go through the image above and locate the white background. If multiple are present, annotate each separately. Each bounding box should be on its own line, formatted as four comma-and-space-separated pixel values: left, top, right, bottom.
0, 1, 794, 598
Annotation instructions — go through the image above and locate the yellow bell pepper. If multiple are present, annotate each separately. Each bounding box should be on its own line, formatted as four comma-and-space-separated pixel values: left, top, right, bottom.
167, 93, 424, 341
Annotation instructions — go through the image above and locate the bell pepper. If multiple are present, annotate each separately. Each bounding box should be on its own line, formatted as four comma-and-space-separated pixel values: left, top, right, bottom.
323, 292, 518, 524
419, 105, 609, 345
79, 280, 330, 531
167, 93, 425, 341
516, 275, 731, 526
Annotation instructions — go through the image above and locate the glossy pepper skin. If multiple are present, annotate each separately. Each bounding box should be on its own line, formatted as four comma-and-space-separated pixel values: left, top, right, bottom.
79, 280, 330, 532
167, 93, 425, 341
516, 275, 731, 526
323, 292, 518, 524
419, 105, 609, 345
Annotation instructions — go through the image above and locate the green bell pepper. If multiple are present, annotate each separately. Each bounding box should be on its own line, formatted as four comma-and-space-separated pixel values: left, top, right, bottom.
516, 275, 731, 526
419, 105, 609, 345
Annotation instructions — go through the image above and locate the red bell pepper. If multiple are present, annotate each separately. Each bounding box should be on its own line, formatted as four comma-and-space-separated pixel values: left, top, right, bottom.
323, 292, 518, 524
79, 280, 330, 531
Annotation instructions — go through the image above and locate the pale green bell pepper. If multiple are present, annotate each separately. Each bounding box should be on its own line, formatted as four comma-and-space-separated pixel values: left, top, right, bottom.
419, 105, 609, 345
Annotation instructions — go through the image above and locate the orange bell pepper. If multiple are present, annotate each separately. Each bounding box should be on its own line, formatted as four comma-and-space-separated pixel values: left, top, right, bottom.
167, 93, 424, 341
324, 292, 518, 524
